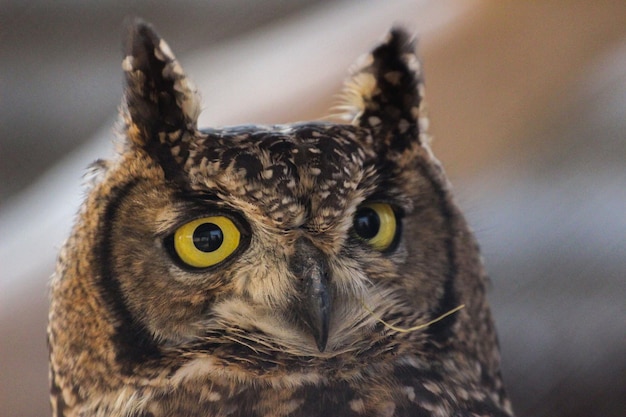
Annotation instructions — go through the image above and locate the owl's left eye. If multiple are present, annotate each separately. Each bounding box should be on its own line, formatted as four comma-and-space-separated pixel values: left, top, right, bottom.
173, 216, 241, 268
352, 202, 398, 251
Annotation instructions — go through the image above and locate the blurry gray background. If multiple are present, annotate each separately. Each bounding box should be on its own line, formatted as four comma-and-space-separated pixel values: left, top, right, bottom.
1, 1, 625, 417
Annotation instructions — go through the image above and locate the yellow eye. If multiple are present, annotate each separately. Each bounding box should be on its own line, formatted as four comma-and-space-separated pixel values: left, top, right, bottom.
353, 203, 398, 251
173, 216, 241, 268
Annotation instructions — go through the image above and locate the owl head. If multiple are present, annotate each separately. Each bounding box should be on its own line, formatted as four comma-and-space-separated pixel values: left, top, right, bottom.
48, 19, 509, 416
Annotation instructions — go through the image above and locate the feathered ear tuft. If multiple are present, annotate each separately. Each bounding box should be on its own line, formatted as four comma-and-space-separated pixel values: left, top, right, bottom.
338, 28, 428, 152
122, 18, 201, 148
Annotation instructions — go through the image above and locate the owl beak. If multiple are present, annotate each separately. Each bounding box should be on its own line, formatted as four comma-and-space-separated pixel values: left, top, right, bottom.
291, 238, 331, 352
301, 263, 331, 352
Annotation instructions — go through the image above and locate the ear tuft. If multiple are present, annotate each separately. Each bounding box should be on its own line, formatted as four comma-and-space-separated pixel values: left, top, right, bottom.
122, 18, 201, 148
339, 28, 427, 152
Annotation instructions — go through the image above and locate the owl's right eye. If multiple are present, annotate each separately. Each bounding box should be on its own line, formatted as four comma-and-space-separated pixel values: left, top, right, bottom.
172, 216, 241, 268
352, 202, 398, 251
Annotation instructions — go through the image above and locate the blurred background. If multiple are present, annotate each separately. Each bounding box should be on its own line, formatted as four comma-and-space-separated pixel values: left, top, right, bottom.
1, 1, 625, 416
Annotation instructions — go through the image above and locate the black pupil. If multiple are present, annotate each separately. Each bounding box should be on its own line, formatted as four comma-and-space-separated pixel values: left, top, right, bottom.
192, 223, 224, 252
354, 207, 380, 239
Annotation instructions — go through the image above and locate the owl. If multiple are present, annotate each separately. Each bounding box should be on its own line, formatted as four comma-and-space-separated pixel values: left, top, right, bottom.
48, 19, 514, 417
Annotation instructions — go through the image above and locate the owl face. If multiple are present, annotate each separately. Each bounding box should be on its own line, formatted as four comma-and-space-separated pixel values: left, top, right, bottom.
104, 120, 453, 360
48, 20, 512, 417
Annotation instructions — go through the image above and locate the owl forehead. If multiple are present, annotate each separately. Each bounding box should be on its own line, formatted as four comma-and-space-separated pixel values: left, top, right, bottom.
182, 123, 378, 228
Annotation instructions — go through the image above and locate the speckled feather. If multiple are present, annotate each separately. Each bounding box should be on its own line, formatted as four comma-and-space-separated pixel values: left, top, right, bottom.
48, 19, 514, 417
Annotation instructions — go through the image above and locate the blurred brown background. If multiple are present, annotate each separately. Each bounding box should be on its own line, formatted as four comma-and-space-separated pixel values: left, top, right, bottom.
1, 1, 625, 416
